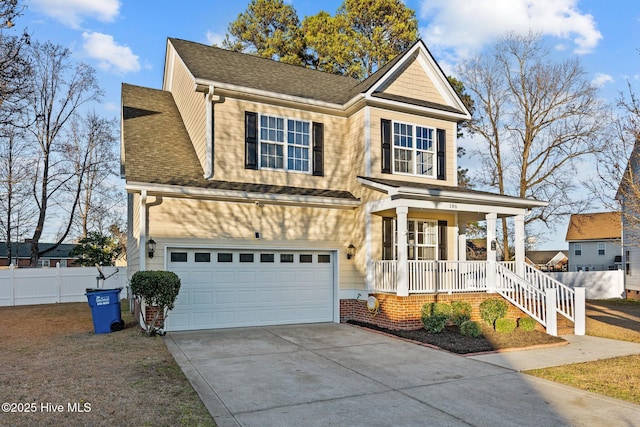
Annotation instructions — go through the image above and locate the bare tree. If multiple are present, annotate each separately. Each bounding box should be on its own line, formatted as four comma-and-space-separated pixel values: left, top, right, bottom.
0, 123, 36, 263
63, 111, 121, 238
25, 41, 102, 266
457, 33, 608, 258
588, 83, 640, 212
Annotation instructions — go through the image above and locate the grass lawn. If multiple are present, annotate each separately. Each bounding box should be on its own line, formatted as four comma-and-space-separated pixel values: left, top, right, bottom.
0, 302, 216, 426
526, 299, 640, 405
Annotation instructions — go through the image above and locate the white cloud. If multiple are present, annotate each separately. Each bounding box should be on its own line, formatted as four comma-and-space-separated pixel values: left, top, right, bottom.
420, 0, 602, 59
205, 31, 225, 47
592, 73, 613, 87
82, 32, 140, 74
30, 0, 120, 28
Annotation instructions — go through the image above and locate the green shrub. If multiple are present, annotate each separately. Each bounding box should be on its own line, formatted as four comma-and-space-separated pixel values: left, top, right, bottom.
450, 301, 472, 326
459, 320, 482, 337
422, 314, 449, 333
420, 302, 452, 318
495, 317, 517, 333
479, 298, 508, 327
130, 271, 181, 336
518, 316, 537, 332
420, 302, 452, 333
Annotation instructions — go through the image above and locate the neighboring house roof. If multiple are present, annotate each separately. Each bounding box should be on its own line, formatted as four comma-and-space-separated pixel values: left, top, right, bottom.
565, 212, 621, 241
0, 242, 78, 259
167, 38, 466, 116
121, 83, 358, 202
526, 250, 568, 266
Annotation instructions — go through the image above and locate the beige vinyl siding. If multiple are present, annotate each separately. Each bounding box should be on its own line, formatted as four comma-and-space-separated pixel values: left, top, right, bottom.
346, 108, 366, 190
145, 197, 365, 289
368, 107, 457, 186
212, 98, 352, 190
381, 58, 447, 105
167, 48, 207, 175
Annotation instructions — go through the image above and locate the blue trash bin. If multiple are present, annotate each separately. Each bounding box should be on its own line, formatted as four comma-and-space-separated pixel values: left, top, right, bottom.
85, 287, 124, 334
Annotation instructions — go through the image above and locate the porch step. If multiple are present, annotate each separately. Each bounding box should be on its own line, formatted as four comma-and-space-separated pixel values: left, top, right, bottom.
556, 314, 574, 335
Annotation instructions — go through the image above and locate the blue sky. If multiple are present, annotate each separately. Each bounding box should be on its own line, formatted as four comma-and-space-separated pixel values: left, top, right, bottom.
11, 0, 640, 248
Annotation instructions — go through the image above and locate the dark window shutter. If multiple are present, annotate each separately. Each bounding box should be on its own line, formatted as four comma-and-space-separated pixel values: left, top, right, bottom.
437, 128, 446, 180
381, 119, 391, 174
245, 111, 258, 170
312, 122, 324, 176
438, 220, 447, 260
382, 217, 394, 260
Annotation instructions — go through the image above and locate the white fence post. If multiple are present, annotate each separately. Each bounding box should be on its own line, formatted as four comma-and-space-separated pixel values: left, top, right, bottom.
56, 263, 62, 303
545, 288, 557, 336
574, 287, 586, 336
9, 264, 15, 306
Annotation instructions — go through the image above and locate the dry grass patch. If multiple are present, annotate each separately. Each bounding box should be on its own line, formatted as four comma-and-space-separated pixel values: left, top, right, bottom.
526, 299, 640, 405
527, 355, 640, 404
0, 302, 215, 427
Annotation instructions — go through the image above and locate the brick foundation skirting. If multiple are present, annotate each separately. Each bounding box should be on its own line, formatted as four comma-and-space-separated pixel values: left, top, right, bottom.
340, 293, 534, 331
626, 289, 640, 301
133, 299, 165, 328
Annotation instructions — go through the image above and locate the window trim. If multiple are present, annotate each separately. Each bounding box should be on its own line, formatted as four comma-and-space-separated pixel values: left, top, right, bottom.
258, 113, 312, 174
597, 242, 605, 256
574, 243, 582, 256
391, 120, 436, 178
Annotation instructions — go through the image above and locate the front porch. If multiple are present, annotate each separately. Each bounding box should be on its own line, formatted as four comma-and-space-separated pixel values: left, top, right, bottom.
357, 177, 585, 336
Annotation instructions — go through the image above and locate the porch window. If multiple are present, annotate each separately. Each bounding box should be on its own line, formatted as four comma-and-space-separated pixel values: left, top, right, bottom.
259, 114, 310, 172
382, 217, 438, 260
392, 122, 435, 177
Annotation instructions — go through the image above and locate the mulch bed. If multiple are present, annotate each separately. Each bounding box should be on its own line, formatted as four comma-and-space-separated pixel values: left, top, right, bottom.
347, 320, 566, 354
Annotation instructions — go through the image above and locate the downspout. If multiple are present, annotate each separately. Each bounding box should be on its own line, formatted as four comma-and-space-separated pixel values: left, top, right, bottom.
201, 84, 225, 180
139, 190, 147, 272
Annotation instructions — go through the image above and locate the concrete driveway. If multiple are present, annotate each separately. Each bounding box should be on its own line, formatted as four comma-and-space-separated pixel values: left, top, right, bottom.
165, 323, 640, 427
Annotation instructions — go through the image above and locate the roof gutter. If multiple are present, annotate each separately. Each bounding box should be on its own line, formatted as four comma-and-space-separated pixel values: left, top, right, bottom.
126, 182, 361, 210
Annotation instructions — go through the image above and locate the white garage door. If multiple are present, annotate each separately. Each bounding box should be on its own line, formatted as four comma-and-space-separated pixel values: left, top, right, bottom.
165, 248, 335, 331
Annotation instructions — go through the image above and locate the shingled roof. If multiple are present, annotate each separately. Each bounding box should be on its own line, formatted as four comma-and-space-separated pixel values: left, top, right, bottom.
121, 83, 357, 200
167, 38, 463, 115
565, 212, 621, 241
168, 38, 360, 105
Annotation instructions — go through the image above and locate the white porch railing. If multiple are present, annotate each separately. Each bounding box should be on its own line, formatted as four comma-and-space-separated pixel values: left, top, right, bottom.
522, 263, 575, 321
372, 260, 585, 336
495, 263, 546, 326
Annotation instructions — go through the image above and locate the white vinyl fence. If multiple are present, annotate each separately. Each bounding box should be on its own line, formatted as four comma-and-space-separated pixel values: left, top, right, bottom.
548, 270, 624, 299
0, 265, 128, 306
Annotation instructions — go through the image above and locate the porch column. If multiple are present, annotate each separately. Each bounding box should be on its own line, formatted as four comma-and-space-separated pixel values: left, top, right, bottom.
458, 223, 467, 262
396, 206, 409, 297
514, 214, 525, 276
486, 213, 497, 293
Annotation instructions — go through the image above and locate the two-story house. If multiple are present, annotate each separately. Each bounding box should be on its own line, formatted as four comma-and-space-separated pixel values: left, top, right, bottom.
122, 38, 581, 334
565, 212, 622, 272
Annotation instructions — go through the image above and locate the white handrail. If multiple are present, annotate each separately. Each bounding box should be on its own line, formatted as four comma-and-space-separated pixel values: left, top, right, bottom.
495, 263, 547, 326
522, 263, 575, 321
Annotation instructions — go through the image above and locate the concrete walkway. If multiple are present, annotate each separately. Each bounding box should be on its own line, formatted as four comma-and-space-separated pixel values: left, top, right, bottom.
165, 324, 640, 427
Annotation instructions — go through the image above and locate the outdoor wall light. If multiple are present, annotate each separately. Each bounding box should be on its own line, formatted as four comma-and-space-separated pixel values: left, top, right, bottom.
346, 244, 356, 260
147, 238, 156, 258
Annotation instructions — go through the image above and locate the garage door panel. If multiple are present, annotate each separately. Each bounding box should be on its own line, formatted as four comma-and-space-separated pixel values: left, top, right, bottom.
166, 248, 334, 331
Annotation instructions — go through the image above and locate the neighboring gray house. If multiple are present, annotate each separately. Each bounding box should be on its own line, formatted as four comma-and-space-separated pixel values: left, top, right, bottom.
617, 140, 640, 299
565, 212, 622, 272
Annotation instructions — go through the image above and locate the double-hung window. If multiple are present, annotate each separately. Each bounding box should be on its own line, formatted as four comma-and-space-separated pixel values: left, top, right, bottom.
393, 122, 435, 176
597, 243, 605, 256
383, 218, 438, 261
259, 114, 310, 172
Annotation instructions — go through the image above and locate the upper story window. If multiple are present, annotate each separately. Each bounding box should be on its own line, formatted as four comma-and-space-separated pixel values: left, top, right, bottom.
259, 115, 310, 172
381, 118, 445, 180
597, 242, 605, 256
574, 243, 582, 256
393, 122, 435, 176
245, 111, 323, 176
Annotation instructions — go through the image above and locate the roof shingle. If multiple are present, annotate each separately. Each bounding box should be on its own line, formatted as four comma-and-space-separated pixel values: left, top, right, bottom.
565, 212, 621, 241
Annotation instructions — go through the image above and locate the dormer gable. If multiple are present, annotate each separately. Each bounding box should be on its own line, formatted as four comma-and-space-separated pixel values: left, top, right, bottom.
358, 40, 471, 121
